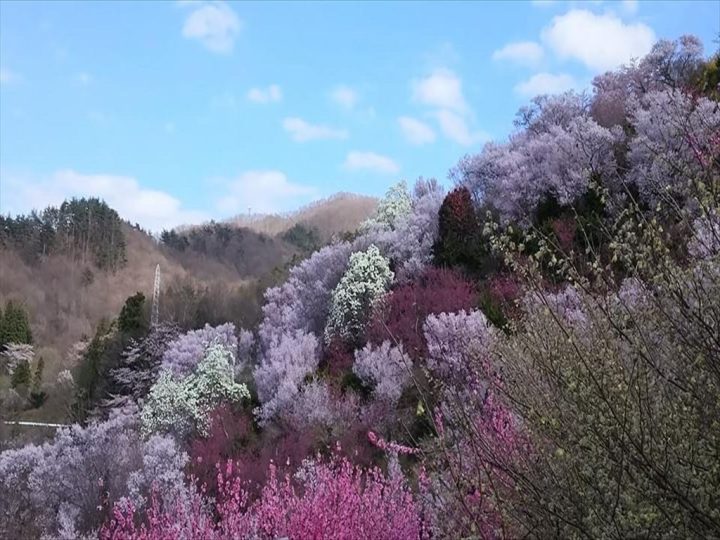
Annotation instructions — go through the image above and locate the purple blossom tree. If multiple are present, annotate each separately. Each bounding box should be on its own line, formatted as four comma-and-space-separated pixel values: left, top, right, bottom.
627, 89, 720, 208
253, 330, 320, 425
353, 341, 412, 405
161, 322, 238, 377
0, 407, 190, 539
101, 322, 181, 412
591, 35, 705, 127
452, 109, 619, 225
258, 242, 353, 351
423, 309, 494, 383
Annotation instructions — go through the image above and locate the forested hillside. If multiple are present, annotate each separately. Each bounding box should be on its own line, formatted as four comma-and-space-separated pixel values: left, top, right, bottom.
0, 35, 718, 539
0, 196, 376, 427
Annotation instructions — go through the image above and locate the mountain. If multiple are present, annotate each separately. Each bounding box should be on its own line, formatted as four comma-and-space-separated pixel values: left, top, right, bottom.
228, 193, 378, 240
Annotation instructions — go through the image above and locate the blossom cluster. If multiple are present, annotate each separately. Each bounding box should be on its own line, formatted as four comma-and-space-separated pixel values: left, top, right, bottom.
141, 345, 250, 437
324, 244, 394, 344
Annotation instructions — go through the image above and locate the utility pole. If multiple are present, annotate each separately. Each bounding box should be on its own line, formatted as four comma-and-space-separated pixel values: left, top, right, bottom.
151, 264, 161, 326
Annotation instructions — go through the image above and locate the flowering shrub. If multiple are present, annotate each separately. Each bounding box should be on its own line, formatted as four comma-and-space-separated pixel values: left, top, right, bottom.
284, 380, 361, 434
188, 405, 253, 495
324, 245, 394, 344
475, 175, 720, 536
366, 266, 478, 360
102, 455, 427, 539
141, 345, 250, 437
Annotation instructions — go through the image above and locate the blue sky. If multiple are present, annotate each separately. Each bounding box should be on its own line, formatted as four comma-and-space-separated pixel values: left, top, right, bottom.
1, 0, 718, 231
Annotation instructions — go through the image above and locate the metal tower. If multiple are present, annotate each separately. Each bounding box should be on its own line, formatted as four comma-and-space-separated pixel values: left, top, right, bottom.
151, 264, 161, 326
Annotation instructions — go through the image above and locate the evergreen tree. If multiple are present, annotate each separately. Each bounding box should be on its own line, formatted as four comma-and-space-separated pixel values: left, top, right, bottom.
29, 357, 47, 408
0, 300, 33, 346
0, 197, 127, 270
32, 356, 44, 389
433, 187, 492, 274
72, 319, 117, 420
118, 292, 148, 336
11, 360, 31, 388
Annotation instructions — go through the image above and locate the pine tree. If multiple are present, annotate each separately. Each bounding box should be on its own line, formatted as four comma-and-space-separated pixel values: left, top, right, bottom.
29, 356, 47, 408
118, 292, 147, 336
0, 300, 33, 346
11, 359, 31, 388
32, 356, 44, 388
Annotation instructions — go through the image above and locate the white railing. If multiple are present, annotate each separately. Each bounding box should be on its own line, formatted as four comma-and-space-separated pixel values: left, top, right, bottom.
3, 420, 68, 428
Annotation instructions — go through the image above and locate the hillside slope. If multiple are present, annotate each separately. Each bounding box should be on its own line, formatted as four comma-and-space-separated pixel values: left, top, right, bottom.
228, 193, 378, 240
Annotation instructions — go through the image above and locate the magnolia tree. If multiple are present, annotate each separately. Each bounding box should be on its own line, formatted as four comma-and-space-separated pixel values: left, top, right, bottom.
360, 180, 413, 232
324, 245, 394, 345
364, 178, 445, 280
141, 345, 250, 437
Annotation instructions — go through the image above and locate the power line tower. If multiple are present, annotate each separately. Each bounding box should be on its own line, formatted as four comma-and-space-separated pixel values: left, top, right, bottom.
151, 264, 161, 327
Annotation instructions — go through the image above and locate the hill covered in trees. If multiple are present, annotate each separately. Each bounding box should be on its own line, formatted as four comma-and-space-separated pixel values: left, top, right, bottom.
0, 35, 719, 539
0, 195, 376, 426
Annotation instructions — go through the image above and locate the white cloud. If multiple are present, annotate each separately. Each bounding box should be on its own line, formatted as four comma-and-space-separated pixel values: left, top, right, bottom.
217, 170, 317, 214
492, 41, 544, 66
247, 84, 282, 103
0, 67, 22, 85
282, 117, 348, 142
182, 1, 242, 54
433, 110, 489, 146
398, 116, 436, 145
412, 69, 468, 113
410, 67, 492, 145
0, 169, 208, 231
330, 85, 359, 109
514, 72, 577, 96
542, 9, 655, 72
343, 151, 400, 175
